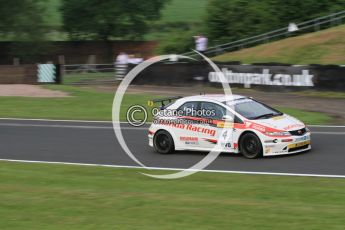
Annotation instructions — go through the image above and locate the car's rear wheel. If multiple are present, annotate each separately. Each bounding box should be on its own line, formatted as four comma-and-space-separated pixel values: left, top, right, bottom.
153, 130, 175, 154
240, 133, 263, 159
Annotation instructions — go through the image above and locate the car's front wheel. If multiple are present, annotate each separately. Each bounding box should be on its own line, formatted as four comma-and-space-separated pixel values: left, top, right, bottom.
153, 130, 175, 154
240, 133, 263, 159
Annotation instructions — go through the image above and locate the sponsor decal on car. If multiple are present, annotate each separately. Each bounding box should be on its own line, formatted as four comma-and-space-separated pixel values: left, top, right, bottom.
295, 136, 310, 142
180, 136, 199, 145
233, 143, 238, 149
224, 143, 232, 148
203, 138, 218, 144
288, 140, 310, 149
245, 121, 293, 135
216, 121, 234, 128
245, 121, 272, 132
272, 150, 288, 154
272, 116, 284, 120
180, 136, 198, 141
162, 121, 216, 137
251, 124, 266, 132
281, 138, 293, 142
283, 124, 304, 131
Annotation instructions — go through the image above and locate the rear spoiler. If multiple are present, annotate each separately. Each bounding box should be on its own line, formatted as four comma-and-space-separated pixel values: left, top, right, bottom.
148, 96, 182, 107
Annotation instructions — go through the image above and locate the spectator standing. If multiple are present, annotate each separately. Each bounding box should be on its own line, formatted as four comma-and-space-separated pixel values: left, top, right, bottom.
194, 35, 208, 55
288, 22, 299, 32
115, 52, 129, 64
115, 52, 129, 80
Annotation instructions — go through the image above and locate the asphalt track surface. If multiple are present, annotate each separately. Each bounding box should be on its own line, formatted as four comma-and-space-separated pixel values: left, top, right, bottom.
0, 118, 344, 176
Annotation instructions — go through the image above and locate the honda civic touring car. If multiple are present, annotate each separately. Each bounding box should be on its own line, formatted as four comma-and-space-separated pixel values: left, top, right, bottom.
148, 94, 311, 159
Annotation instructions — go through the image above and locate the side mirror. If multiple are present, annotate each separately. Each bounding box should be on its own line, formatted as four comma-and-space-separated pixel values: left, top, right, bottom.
222, 115, 234, 122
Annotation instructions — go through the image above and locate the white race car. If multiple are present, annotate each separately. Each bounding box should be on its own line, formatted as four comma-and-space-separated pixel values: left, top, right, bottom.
148, 94, 311, 158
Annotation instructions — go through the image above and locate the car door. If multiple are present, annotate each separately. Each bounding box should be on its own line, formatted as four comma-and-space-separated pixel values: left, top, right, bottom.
175, 101, 202, 149
199, 102, 234, 151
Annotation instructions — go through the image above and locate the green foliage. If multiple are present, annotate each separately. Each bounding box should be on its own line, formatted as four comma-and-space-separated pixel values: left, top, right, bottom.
0, 0, 49, 59
205, 0, 276, 44
155, 29, 197, 54
205, 0, 345, 44
0, 0, 47, 41
271, 0, 345, 23
0, 85, 334, 124
159, 0, 209, 23
61, 0, 169, 40
42, 0, 208, 27
42, 0, 63, 27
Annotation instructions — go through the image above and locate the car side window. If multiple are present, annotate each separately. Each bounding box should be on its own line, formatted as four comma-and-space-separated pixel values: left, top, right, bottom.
177, 101, 199, 117
200, 102, 226, 120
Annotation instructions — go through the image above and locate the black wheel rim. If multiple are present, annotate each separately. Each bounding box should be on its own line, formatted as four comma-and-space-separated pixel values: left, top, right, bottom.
156, 134, 170, 151
243, 136, 259, 156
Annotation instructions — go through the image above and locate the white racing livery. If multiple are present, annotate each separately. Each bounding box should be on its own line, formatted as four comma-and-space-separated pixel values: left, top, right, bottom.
148, 94, 311, 159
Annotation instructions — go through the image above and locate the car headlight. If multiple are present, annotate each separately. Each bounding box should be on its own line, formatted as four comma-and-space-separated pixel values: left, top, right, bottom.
264, 131, 291, 136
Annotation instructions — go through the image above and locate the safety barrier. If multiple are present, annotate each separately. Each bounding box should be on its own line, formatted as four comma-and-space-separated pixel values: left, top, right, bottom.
0, 64, 61, 84
128, 62, 345, 91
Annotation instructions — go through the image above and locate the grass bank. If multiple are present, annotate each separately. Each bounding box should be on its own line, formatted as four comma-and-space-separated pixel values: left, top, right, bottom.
0, 85, 332, 124
0, 161, 344, 229
214, 25, 345, 65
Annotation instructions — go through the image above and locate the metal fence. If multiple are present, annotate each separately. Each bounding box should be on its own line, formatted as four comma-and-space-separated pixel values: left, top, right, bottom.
183, 10, 345, 57
62, 63, 122, 84
62, 64, 115, 74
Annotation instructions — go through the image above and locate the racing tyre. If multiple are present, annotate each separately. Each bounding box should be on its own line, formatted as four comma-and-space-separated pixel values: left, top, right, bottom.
240, 133, 263, 159
153, 130, 175, 154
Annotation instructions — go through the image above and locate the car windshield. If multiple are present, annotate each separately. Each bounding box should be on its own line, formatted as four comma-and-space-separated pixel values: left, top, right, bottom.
225, 99, 282, 120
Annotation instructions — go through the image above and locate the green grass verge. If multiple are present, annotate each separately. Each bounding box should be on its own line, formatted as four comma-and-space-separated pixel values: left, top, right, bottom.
0, 161, 344, 229
0, 85, 157, 121
0, 85, 333, 124
277, 107, 332, 125
213, 25, 345, 65
293, 90, 345, 99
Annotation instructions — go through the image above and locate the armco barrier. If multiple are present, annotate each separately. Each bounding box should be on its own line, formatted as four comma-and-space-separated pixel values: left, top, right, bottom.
0, 64, 61, 84
0, 65, 37, 84
129, 62, 345, 91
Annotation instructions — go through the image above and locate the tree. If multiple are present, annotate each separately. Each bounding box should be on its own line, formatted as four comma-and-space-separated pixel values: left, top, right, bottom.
0, 0, 47, 41
205, 0, 278, 44
61, 0, 169, 40
0, 0, 48, 62
156, 29, 196, 54
272, 0, 345, 23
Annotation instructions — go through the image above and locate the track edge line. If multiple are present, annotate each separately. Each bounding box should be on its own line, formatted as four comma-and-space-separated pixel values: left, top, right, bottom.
0, 158, 344, 179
